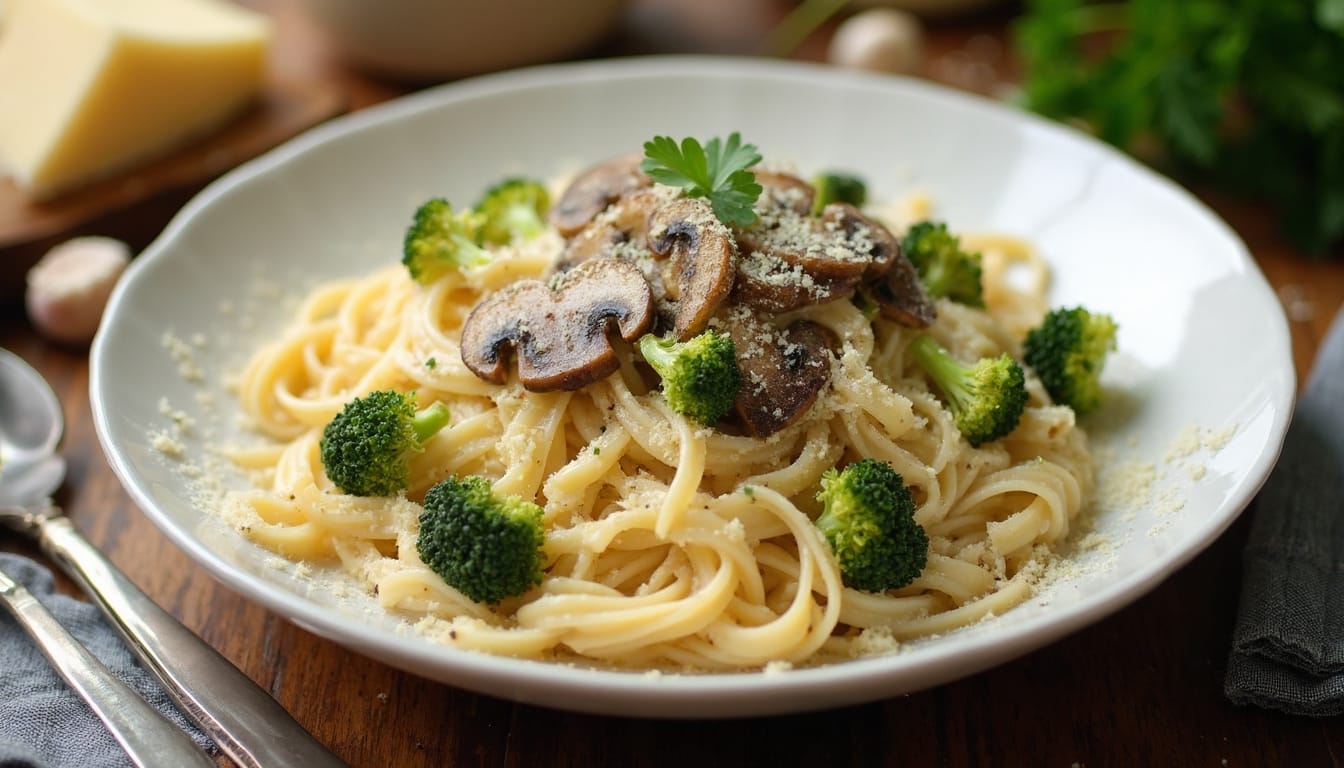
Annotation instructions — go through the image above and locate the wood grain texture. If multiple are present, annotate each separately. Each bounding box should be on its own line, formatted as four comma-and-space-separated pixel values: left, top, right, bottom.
0, 12, 346, 307
3, 1, 1344, 766
0, 78, 344, 252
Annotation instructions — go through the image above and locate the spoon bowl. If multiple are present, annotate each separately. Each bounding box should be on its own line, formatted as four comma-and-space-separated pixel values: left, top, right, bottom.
0, 347, 346, 766
0, 348, 66, 508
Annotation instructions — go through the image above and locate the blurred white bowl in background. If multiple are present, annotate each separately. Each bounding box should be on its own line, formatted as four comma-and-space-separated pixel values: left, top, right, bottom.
298, 0, 629, 80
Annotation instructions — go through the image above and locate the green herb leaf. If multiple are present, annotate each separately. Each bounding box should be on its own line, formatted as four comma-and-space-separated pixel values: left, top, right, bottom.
1320, 0, 1344, 36
1015, 0, 1344, 255
641, 133, 764, 227
1153, 58, 1222, 166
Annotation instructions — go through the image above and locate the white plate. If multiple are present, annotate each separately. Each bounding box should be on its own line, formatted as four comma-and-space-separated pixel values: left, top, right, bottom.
90, 56, 1294, 718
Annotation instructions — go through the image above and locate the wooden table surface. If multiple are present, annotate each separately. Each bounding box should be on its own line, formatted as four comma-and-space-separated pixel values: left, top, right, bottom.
4, 1, 1344, 765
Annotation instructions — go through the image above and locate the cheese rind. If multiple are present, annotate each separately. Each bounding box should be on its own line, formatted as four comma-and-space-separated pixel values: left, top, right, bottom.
0, 0, 272, 200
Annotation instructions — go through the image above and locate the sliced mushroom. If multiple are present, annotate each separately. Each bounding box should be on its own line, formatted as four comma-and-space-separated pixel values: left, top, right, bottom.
460, 259, 654, 392
646, 196, 736, 340
555, 187, 664, 270
731, 196, 915, 315
821, 203, 899, 279
549, 153, 651, 237
730, 202, 878, 319
732, 248, 862, 314
753, 170, 815, 216
867, 249, 936, 328
723, 311, 834, 436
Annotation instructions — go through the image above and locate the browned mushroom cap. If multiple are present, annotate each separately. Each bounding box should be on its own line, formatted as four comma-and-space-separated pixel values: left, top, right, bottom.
868, 250, 937, 328
821, 203, 899, 279
646, 196, 736, 341
731, 198, 913, 314
731, 249, 862, 314
753, 171, 815, 216
549, 153, 651, 238
555, 188, 664, 271
723, 311, 834, 437
459, 259, 654, 392
733, 204, 875, 305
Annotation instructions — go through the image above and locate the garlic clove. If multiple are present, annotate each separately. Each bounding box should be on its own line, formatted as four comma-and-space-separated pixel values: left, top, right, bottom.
25, 236, 131, 345
827, 8, 925, 76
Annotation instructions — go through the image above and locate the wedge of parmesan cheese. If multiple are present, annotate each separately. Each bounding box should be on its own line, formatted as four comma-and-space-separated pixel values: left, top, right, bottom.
0, 0, 271, 200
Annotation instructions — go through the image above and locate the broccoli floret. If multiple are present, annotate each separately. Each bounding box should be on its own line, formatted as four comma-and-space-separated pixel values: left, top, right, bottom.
1022, 306, 1119, 415
319, 390, 450, 497
909, 334, 1026, 447
474, 178, 551, 245
815, 459, 928, 592
402, 198, 490, 283
416, 475, 546, 604
901, 220, 984, 307
810, 171, 868, 215
638, 331, 740, 426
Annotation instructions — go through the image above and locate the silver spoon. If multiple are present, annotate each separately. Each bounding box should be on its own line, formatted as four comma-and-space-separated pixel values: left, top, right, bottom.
0, 348, 348, 768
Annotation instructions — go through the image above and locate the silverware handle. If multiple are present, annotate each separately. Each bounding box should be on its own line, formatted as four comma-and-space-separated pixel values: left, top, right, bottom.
40, 515, 348, 768
0, 569, 216, 768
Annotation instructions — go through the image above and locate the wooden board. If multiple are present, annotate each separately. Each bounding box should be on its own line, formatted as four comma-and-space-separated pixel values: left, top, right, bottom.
0, 74, 345, 252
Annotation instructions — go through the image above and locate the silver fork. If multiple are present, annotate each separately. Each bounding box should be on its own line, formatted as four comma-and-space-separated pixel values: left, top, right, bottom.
0, 562, 216, 768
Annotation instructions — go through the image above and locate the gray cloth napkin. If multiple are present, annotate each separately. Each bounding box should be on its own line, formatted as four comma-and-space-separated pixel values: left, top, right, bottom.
0, 552, 212, 768
1226, 306, 1344, 716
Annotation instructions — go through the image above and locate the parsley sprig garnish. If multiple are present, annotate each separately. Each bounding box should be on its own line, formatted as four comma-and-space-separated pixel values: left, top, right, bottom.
640, 133, 764, 227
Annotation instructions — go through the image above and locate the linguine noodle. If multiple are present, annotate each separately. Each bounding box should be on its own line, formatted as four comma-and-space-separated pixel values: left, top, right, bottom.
221, 190, 1092, 671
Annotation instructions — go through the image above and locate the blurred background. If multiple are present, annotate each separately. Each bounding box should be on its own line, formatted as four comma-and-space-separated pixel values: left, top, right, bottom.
4, 0, 1341, 312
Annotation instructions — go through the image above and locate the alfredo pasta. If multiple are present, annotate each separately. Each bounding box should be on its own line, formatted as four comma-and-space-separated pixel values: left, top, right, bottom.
221, 141, 1094, 670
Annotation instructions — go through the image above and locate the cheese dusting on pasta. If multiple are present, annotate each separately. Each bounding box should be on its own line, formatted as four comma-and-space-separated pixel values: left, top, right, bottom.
220, 166, 1093, 671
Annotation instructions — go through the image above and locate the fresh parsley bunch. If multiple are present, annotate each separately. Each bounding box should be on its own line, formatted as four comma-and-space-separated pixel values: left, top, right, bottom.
641, 133, 764, 227
1016, 0, 1344, 255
